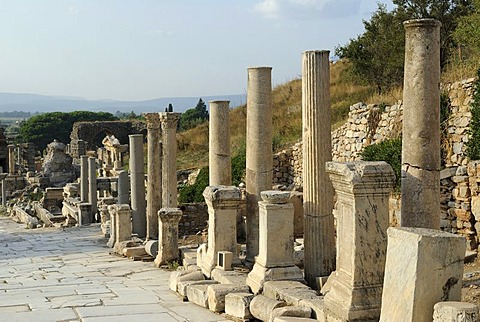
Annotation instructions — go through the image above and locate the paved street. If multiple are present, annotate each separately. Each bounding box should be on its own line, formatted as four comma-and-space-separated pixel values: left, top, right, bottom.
0, 215, 227, 322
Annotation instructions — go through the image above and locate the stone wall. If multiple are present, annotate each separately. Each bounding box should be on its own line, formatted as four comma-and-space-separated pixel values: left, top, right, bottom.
178, 203, 208, 237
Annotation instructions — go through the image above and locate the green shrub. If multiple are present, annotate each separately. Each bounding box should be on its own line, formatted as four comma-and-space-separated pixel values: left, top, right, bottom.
178, 166, 209, 203
467, 68, 480, 160
360, 138, 402, 191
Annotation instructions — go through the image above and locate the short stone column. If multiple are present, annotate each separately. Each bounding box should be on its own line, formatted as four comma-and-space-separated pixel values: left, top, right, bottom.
433, 302, 479, 322
145, 112, 162, 240
200, 186, 241, 277
160, 112, 181, 208
129, 134, 146, 238
246, 191, 303, 294
110, 204, 132, 253
245, 66, 273, 262
107, 205, 117, 247
8, 144, 15, 175
302, 50, 335, 288
380, 227, 466, 322
324, 161, 395, 321
80, 155, 89, 202
88, 157, 97, 219
1, 179, 5, 206
154, 207, 183, 267
401, 19, 441, 229
117, 170, 129, 205
209, 101, 231, 186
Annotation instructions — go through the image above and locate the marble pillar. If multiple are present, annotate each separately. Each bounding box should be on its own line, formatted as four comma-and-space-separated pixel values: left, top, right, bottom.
209, 100, 232, 186
246, 191, 304, 294
380, 227, 466, 322
1, 179, 5, 206
200, 186, 241, 277
401, 19, 441, 229
160, 112, 181, 208
88, 157, 97, 221
8, 144, 14, 175
302, 50, 335, 288
323, 161, 395, 322
145, 112, 162, 240
245, 66, 273, 262
117, 170, 129, 205
129, 134, 146, 238
154, 207, 183, 267
80, 155, 88, 202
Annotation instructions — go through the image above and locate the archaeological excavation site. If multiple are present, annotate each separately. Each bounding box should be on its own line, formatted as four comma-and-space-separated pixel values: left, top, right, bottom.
1, 18, 480, 322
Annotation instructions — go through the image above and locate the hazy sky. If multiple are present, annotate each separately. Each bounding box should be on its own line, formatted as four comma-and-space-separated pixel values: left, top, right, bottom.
0, 0, 394, 101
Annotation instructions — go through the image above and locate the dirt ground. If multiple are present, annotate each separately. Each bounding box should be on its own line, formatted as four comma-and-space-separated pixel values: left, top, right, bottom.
463, 255, 480, 305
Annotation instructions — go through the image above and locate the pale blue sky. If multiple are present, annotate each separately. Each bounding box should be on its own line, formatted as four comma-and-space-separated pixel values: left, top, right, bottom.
0, 0, 394, 101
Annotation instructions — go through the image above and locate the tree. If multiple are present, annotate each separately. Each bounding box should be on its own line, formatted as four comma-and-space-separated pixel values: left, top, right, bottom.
453, 0, 480, 57
179, 98, 209, 131
336, 4, 407, 93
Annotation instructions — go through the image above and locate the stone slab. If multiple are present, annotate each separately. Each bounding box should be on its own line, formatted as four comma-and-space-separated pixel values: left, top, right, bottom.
207, 284, 251, 313
211, 268, 247, 285
178, 280, 218, 300
224, 292, 254, 321
186, 284, 210, 308
250, 295, 287, 322
271, 306, 312, 322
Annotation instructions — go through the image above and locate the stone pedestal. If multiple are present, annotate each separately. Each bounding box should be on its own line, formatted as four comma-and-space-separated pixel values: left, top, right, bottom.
1, 179, 5, 206
302, 50, 335, 287
107, 205, 117, 247
380, 227, 466, 322
78, 203, 92, 226
109, 204, 132, 252
209, 101, 231, 186
433, 302, 479, 322
8, 144, 14, 175
199, 186, 241, 277
246, 191, 303, 294
160, 112, 181, 208
80, 155, 88, 202
154, 208, 183, 266
145, 112, 162, 240
88, 157, 97, 218
117, 170, 129, 205
324, 161, 395, 322
401, 19, 441, 229
245, 66, 273, 262
129, 134, 146, 238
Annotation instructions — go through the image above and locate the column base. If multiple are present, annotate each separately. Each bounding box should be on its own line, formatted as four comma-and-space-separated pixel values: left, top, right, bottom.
246, 262, 304, 294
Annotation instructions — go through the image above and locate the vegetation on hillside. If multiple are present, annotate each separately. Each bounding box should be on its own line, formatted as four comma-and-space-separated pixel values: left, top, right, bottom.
179, 98, 209, 131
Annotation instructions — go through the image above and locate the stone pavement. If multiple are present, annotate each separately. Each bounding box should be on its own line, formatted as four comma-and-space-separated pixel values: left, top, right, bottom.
0, 215, 228, 322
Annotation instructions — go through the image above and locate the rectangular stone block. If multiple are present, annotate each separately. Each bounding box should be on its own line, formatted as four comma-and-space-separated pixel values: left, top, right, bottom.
207, 284, 250, 313
433, 301, 479, 322
177, 280, 218, 300
169, 270, 204, 292
217, 251, 233, 271
186, 284, 210, 308
380, 227, 466, 322
225, 292, 254, 321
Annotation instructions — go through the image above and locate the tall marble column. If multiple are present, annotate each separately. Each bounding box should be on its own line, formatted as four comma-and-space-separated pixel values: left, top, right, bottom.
302, 50, 336, 288
160, 112, 181, 208
88, 157, 97, 221
401, 19, 441, 229
80, 155, 89, 202
8, 145, 15, 175
245, 66, 273, 262
145, 113, 162, 240
209, 100, 231, 186
129, 134, 146, 238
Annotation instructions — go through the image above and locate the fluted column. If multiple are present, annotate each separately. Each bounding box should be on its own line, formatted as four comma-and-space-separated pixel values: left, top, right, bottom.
145, 113, 162, 240
302, 50, 335, 287
246, 66, 273, 262
401, 19, 441, 229
80, 155, 88, 202
160, 112, 181, 208
129, 134, 146, 238
209, 100, 232, 186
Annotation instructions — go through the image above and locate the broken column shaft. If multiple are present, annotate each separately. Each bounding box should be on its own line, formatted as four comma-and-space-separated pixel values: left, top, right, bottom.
209, 100, 232, 186
129, 134, 146, 238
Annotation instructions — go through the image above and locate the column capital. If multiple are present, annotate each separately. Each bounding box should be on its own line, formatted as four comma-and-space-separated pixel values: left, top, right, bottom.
144, 112, 161, 130
260, 190, 290, 204
159, 112, 181, 129
158, 207, 182, 223
203, 186, 241, 203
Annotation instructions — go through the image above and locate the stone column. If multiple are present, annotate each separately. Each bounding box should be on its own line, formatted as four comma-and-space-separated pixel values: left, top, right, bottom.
160, 112, 181, 208
107, 205, 117, 248
117, 170, 129, 205
209, 101, 231, 186
145, 112, 162, 240
80, 155, 89, 202
154, 208, 183, 267
401, 19, 441, 229
323, 161, 395, 321
380, 227, 466, 322
246, 191, 303, 294
88, 157, 97, 219
200, 186, 241, 277
302, 50, 335, 287
245, 66, 273, 262
8, 144, 14, 175
1, 179, 5, 206
129, 134, 146, 238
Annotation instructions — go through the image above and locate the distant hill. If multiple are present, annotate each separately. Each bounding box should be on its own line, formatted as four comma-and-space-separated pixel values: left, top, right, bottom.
0, 92, 246, 114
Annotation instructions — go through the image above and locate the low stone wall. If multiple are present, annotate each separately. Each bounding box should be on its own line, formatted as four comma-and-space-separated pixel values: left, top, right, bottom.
178, 203, 208, 237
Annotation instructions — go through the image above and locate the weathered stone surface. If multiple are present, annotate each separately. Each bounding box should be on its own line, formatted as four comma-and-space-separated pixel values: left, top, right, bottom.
246, 66, 273, 262
129, 134, 146, 238
122, 246, 147, 258
186, 284, 210, 308
380, 227, 466, 322
169, 270, 204, 292
177, 280, 217, 300
154, 208, 183, 266
270, 306, 312, 322
263, 281, 318, 306
87, 157, 97, 218
225, 292, 255, 321
207, 284, 250, 313
160, 112, 181, 208
41, 140, 76, 186
298, 297, 325, 320
210, 268, 247, 285
209, 100, 232, 186
80, 155, 88, 202
273, 318, 317, 322
433, 301, 479, 322
250, 295, 287, 322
